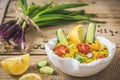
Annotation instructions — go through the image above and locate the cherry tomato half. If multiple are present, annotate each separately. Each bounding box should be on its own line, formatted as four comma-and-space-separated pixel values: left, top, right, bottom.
77, 43, 91, 55
53, 45, 69, 57
97, 54, 104, 59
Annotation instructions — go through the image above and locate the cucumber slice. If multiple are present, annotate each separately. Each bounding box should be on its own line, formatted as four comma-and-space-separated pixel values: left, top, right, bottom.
37, 60, 48, 69
85, 23, 96, 43
56, 29, 68, 45
75, 54, 84, 63
39, 66, 54, 75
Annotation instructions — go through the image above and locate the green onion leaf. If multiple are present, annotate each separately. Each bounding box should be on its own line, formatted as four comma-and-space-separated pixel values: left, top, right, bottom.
33, 3, 88, 20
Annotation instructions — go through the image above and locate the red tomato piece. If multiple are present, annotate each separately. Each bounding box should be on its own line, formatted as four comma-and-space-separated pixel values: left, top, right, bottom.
77, 43, 91, 54
97, 54, 104, 59
53, 45, 69, 57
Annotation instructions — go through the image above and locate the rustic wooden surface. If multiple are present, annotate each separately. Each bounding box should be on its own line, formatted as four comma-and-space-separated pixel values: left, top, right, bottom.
0, 48, 120, 80
0, 0, 10, 24
0, 0, 120, 80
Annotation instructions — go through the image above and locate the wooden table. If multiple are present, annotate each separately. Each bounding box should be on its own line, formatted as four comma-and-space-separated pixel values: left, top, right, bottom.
0, 0, 120, 80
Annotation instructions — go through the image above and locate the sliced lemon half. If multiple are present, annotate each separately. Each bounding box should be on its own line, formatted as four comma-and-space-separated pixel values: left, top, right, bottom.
68, 24, 84, 43
1, 54, 30, 75
19, 73, 42, 80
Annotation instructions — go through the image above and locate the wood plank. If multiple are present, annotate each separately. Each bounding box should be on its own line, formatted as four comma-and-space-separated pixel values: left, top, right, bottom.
0, 48, 120, 80
0, 0, 10, 24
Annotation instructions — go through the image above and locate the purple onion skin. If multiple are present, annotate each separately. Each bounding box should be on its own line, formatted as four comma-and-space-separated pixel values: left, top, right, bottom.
13, 24, 29, 44
2, 24, 20, 40
13, 28, 22, 44
20, 24, 30, 50
2, 19, 22, 40
0, 20, 30, 50
21, 29, 25, 50
0, 20, 17, 34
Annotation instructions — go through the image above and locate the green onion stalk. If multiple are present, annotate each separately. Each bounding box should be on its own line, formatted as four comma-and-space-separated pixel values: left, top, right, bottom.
0, 0, 105, 53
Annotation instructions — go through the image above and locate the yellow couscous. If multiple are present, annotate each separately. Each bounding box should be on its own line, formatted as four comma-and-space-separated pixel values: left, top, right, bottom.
54, 39, 109, 63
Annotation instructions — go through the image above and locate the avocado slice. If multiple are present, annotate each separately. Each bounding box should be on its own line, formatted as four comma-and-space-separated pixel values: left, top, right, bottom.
56, 29, 68, 45
85, 23, 96, 43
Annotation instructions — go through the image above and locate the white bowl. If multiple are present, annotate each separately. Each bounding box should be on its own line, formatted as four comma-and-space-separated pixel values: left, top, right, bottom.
45, 36, 116, 77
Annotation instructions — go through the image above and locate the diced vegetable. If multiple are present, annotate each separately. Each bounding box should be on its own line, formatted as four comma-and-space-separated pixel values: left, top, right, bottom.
97, 54, 104, 59
39, 66, 54, 75
53, 45, 69, 57
101, 44, 107, 50
77, 43, 91, 54
75, 54, 84, 63
37, 60, 48, 69
91, 40, 101, 51
86, 53, 93, 58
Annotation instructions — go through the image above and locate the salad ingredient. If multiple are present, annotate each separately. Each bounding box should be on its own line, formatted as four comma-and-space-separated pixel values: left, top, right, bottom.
37, 60, 48, 69
86, 53, 93, 58
75, 54, 84, 63
53, 23, 109, 63
19, 73, 42, 80
56, 29, 68, 45
97, 54, 104, 59
39, 66, 54, 75
53, 45, 69, 57
85, 23, 96, 43
101, 44, 107, 50
77, 43, 91, 54
68, 24, 84, 43
91, 40, 101, 51
1, 54, 29, 75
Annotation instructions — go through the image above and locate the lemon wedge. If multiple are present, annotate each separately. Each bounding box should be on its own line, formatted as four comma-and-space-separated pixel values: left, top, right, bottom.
68, 24, 84, 43
19, 73, 42, 80
1, 54, 30, 75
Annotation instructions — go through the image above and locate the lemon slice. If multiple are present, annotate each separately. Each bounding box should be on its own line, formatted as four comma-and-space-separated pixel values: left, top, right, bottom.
68, 24, 84, 43
1, 54, 30, 75
19, 73, 42, 80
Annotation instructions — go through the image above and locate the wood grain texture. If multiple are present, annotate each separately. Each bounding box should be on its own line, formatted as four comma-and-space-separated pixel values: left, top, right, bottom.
1, 0, 120, 55
0, 0, 120, 79
0, 48, 120, 80
0, 0, 10, 24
